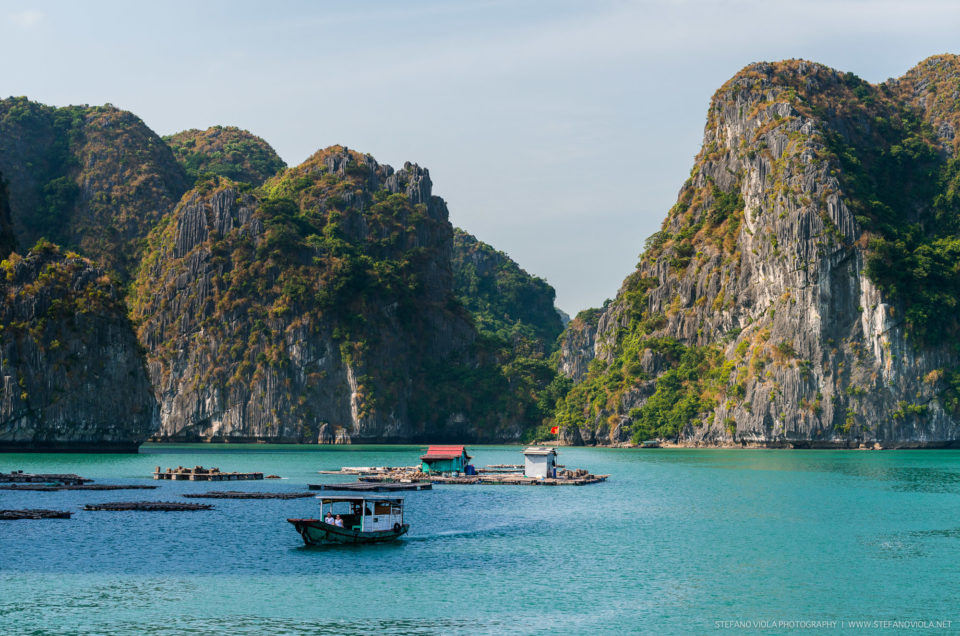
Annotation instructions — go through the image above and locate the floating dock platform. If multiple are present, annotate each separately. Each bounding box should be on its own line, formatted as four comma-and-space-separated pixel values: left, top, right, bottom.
153, 466, 264, 481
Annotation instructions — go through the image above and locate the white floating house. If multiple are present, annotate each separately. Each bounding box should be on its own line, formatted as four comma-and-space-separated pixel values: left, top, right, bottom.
523, 447, 557, 479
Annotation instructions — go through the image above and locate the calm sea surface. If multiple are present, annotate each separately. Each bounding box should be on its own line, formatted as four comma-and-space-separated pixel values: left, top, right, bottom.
1, 445, 959, 634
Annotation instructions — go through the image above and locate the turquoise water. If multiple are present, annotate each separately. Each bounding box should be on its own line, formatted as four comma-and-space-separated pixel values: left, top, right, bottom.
1, 445, 959, 634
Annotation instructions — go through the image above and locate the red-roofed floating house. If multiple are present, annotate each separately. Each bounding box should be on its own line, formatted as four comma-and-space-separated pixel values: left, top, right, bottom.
419, 445, 472, 475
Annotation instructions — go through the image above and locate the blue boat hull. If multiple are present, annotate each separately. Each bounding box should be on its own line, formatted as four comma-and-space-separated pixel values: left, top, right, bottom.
287, 518, 409, 545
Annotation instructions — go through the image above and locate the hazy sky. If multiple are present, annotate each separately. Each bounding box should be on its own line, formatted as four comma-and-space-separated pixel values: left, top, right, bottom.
2, 0, 959, 314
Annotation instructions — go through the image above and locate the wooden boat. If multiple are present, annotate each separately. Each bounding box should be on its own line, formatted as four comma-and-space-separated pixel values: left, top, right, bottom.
287, 495, 409, 545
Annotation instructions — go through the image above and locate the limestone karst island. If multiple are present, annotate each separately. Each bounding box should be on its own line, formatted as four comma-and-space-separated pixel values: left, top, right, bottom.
4, 56, 960, 451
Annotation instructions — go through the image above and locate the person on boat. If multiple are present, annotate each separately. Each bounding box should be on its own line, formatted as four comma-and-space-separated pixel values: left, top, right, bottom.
334, 514, 344, 527
324, 511, 334, 525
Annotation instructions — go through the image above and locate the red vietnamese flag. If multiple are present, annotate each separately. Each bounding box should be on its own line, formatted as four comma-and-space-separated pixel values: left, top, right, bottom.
550, 426, 559, 435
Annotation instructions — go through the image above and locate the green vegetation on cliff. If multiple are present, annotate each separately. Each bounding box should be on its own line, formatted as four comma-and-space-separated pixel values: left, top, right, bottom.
165, 126, 287, 187
777, 62, 960, 346
553, 274, 732, 442
1, 239, 123, 338
451, 229, 566, 439
0, 98, 85, 246
0, 97, 187, 278
452, 228, 563, 349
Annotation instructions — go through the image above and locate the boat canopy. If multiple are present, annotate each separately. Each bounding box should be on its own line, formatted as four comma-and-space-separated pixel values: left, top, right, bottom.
318, 495, 404, 505
318, 495, 404, 532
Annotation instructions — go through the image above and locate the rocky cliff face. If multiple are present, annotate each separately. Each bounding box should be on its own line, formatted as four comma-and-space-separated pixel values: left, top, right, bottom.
0, 174, 14, 259
131, 146, 543, 443
557, 307, 602, 382
0, 242, 158, 451
164, 126, 287, 187
557, 56, 960, 448
0, 98, 188, 278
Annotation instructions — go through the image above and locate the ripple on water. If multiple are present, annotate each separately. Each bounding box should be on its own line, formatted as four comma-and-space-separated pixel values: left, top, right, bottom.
2, 446, 960, 633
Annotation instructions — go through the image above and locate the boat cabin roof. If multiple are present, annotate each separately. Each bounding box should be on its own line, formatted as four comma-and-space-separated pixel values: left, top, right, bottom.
318, 495, 403, 505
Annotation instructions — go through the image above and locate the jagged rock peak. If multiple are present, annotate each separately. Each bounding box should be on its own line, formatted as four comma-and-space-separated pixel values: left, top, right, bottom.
895, 54, 960, 151
164, 126, 287, 186
716, 59, 835, 98
281, 145, 435, 205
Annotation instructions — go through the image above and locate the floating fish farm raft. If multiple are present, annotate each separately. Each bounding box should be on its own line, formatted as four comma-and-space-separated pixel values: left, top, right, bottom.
316, 445, 608, 486
1, 471, 92, 486
0, 484, 158, 491
153, 466, 264, 481
308, 482, 433, 492
358, 471, 608, 486
0, 509, 73, 520
182, 491, 314, 499
84, 501, 214, 512
319, 466, 608, 487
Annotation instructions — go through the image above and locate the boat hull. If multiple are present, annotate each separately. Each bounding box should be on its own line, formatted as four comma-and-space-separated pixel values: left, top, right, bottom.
287, 518, 409, 545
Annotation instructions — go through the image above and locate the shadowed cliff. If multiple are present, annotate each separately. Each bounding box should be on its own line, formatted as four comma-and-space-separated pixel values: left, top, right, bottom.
0, 239, 158, 451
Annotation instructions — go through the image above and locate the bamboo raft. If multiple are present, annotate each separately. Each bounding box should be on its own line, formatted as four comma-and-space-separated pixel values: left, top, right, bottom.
84, 501, 213, 511
0, 484, 157, 492
153, 466, 264, 481
308, 482, 433, 492
1, 471, 91, 485
0, 509, 73, 520
182, 491, 314, 499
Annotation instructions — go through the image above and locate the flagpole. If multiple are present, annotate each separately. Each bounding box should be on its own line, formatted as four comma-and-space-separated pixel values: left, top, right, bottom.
549, 425, 560, 477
